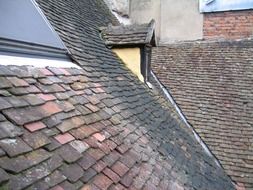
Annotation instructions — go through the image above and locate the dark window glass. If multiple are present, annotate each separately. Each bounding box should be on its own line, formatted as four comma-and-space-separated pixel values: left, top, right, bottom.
0, 0, 65, 49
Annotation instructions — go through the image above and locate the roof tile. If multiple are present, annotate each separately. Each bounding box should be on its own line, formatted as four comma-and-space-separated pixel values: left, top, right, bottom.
24, 95, 45, 106
0, 168, 9, 184
0, 149, 50, 173
69, 140, 90, 153
103, 167, 120, 183
39, 68, 54, 76
93, 133, 106, 142
57, 144, 82, 163
80, 168, 97, 183
54, 133, 75, 145
87, 148, 105, 161
0, 0, 236, 188
0, 138, 32, 157
111, 161, 129, 177
0, 97, 12, 110
56, 117, 84, 133
38, 93, 57, 101
93, 174, 113, 190
60, 163, 84, 183
78, 152, 97, 170
0, 77, 12, 89
93, 160, 108, 173
50, 185, 64, 190
0, 121, 23, 139
24, 121, 47, 132
22, 131, 50, 149
7, 77, 29, 87
43, 170, 66, 188
41, 102, 62, 116
3, 106, 47, 126
152, 41, 253, 188
37, 84, 65, 93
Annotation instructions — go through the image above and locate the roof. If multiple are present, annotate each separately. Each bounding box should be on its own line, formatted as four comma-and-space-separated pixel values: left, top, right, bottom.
0, 0, 234, 189
151, 40, 253, 189
100, 20, 156, 47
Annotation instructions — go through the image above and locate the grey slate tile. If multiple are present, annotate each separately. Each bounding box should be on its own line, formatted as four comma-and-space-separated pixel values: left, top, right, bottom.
0, 138, 32, 157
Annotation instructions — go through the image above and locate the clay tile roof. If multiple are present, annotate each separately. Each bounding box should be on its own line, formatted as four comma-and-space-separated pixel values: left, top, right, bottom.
151, 40, 253, 189
100, 19, 156, 46
0, 0, 234, 190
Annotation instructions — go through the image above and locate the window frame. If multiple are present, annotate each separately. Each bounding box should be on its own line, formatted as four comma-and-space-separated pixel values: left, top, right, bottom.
0, 0, 70, 61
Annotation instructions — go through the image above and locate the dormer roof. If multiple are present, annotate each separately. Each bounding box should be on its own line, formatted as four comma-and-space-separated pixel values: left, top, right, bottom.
100, 20, 156, 47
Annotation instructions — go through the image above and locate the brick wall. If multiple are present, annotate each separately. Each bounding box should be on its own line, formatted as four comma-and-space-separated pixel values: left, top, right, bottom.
203, 10, 253, 40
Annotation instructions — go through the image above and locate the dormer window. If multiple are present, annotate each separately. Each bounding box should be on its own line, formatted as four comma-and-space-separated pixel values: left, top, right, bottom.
100, 20, 156, 84
0, 0, 69, 60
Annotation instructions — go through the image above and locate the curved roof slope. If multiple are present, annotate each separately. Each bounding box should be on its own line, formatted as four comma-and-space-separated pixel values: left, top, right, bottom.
152, 40, 253, 189
0, 0, 233, 189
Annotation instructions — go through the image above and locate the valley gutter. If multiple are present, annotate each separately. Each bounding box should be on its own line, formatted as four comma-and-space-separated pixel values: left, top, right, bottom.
151, 70, 223, 168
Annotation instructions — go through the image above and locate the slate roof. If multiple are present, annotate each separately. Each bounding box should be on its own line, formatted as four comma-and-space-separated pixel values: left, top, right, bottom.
151, 40, 253, 189
100, 20, 156, 46
0, 0, 234, 189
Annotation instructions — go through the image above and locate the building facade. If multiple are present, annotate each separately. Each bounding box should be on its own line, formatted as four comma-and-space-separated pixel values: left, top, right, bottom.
128, 0, 253, 43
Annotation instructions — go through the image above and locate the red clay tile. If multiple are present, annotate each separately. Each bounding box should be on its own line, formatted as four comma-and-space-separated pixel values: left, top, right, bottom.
88, 148, 105, 161
110, 184, 125, 190
92, 122, 106, 131
98, 143, 111, 154
7, 77, 29, 87
72, 127, 97, 140
93, 174, 113, 190
27, 85, 41, 93
236, 183, 246, 190
24, 121, 47, 132
139, 136, 149, 144
93, 87, 105, 93
38, 94, 56, 101
54, 133, 75, 144
105, 140, 117, 150
39, 68, 54, 76
120, 171, 134, 187
93, 160, 107, 172
87, 96, 100, 105
116, 144, 129, 154
78, 152, 96, 170
58, 68, 71, 76
111, 161, 129, 177
81, 184, 100, 190
41, 102, 62, 115
93, 83, 102, 88
103, 167, 120, 183
93, 133, 106, 142
84, 137, 100, 149
86, 104, 99, 112
74, 90, 84, 95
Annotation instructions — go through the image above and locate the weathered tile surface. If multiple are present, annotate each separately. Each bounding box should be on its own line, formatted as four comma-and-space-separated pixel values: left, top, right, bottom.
152, 42, 253, 189
0, 0, 235, 189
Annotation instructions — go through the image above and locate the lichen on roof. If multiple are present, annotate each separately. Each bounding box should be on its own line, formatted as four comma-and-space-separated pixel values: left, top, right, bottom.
0, 0, 235, 189
152, 40, 253, 189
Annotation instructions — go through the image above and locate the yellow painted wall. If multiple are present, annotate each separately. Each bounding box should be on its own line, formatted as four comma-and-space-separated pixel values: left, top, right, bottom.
112, 47, 143, 82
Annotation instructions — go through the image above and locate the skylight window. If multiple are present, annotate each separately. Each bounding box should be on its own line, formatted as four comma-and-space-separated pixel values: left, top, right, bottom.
0, 0, 68, 60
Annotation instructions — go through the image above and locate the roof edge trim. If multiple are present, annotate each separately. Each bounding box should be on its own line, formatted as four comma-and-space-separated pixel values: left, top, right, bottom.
145, 19, 156, 45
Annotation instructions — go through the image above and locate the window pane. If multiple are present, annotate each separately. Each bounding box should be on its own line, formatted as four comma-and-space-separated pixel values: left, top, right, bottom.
0, 0, 65, 49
